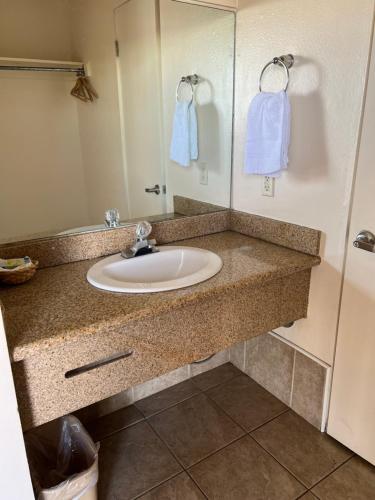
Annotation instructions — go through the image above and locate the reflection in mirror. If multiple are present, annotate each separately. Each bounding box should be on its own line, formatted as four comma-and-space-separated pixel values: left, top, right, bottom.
0, 0, 235, 245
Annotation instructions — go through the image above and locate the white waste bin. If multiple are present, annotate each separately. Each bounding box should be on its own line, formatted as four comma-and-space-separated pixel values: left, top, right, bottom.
25, 415, 99, 500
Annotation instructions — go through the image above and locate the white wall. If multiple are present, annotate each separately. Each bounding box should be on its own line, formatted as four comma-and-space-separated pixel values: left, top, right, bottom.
160, 0, 235, 210
0, 0, 91, 242
0, 0, 73, 60
232, 0, 375, 364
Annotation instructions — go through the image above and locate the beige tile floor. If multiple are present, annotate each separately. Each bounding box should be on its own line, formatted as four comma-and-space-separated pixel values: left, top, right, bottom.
84, 363, 375, 500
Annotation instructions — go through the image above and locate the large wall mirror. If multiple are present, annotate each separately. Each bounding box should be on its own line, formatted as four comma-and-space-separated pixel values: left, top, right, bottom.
0, 0, 235, 244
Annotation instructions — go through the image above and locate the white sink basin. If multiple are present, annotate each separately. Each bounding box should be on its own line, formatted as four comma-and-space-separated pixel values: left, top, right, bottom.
87, 246, 223, 293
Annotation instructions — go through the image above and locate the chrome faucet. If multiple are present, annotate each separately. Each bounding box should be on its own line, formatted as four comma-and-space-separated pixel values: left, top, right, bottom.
105, 208, 120, 228
121, 221, 159, 259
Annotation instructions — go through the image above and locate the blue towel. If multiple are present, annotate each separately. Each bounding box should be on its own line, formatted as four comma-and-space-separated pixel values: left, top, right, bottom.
244, 90, 291, 177
170, 101, 198, 167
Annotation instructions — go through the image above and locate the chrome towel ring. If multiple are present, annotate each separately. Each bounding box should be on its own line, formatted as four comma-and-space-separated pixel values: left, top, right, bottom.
259, 54, 294, 93
176, 74, 199, 103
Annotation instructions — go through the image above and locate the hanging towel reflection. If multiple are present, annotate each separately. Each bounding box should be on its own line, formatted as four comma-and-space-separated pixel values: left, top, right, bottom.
244, 90, 290, 177
170, 101, 198, 167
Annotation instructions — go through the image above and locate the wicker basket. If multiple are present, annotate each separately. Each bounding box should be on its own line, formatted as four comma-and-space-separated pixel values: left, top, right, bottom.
0, 260, 38, 286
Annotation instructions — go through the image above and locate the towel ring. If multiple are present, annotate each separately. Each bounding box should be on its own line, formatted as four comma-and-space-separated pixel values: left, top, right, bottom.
176, 79, 194, 103
176, 74, 199, 104
259, 57, 290, 93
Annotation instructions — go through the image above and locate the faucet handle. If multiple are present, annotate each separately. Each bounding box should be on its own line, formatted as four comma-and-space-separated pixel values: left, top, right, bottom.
135, 221, 152, 241
105, 208, 120, 228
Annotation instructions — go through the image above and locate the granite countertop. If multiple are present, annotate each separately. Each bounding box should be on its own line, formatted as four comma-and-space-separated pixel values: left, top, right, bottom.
0, 231, 320, 362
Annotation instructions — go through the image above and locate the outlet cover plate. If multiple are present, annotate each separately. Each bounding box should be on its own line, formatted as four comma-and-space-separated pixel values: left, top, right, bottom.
199, 162, 208, 185
262, 176, 275, 197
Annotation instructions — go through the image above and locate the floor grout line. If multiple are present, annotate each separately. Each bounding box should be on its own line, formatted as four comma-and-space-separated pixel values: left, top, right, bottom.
247, 432, 308, 491
203, 389, 250, 435
185, 469, 209, 499
199, 373, 243, 393
306, 454, 355, 492
296, 491, 317, 500
144, 419, 187, 471
131, 470, 182, 500
137, 390, 202, 419
185, 434, 247, 471
91, 416, 146, 444
245, 407, 290, 433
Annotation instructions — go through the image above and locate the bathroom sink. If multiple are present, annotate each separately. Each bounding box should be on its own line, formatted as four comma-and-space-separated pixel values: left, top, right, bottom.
87, 246, 223, 293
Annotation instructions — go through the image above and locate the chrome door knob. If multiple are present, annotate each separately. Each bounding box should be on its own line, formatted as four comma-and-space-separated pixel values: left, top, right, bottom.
353, 230, 375, 252
145, 184, 161, 195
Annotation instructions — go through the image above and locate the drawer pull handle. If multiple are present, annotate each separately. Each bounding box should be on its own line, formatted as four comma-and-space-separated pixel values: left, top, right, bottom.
65, 349, 133, 378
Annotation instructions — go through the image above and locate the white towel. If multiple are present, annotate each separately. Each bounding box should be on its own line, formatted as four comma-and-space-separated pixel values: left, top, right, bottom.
244, 90, 291, 177
170, 101, 198, 167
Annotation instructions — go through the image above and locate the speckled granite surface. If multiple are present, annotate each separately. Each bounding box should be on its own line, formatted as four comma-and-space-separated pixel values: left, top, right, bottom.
0, 209, 320, 269
173, 195, 227, 216
230, 211, 321, 256
14, 267, 313, 429
0, 211, 230, 268
1, 231, 320, 363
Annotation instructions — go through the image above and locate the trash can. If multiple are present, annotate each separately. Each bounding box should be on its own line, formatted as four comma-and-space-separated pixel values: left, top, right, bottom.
25, 415, 99, 500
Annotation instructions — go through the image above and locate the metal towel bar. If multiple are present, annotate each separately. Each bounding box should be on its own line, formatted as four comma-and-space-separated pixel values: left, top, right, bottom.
259, 54, 294, 92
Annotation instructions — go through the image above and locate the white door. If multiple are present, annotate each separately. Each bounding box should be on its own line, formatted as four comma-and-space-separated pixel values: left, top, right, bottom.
0, 311, 34, 499
328, 33, 375, 465
115, 0, 166, 219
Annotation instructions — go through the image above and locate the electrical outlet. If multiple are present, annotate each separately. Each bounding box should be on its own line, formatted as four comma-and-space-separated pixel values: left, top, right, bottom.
199, 162, 208, 185
262, 176, 275, 197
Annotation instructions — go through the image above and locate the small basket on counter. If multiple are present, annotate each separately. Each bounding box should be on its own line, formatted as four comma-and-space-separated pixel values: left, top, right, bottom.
0, 257, 38, 286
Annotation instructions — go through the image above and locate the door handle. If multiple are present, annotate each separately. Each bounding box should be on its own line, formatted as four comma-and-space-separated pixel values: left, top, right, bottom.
353, 230, 375, 252
145, 184, 161, 195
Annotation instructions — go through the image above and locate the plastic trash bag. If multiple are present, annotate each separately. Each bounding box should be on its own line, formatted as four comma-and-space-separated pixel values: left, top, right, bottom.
25, 415, 99, 500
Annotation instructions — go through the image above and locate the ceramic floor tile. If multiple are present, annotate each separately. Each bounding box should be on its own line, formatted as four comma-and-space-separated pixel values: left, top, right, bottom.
299, 493, 318, 499
207, 374, 288, 431
252, 411, 353, 488
135, 379, 200, 417
312, 455, 375, 500
98, 421, 181, 500
138, 472, 205, 500
86, 405, 144, 442
189, 435, 306, 500
149, 392, 244, 468
190, 362, 242, 391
